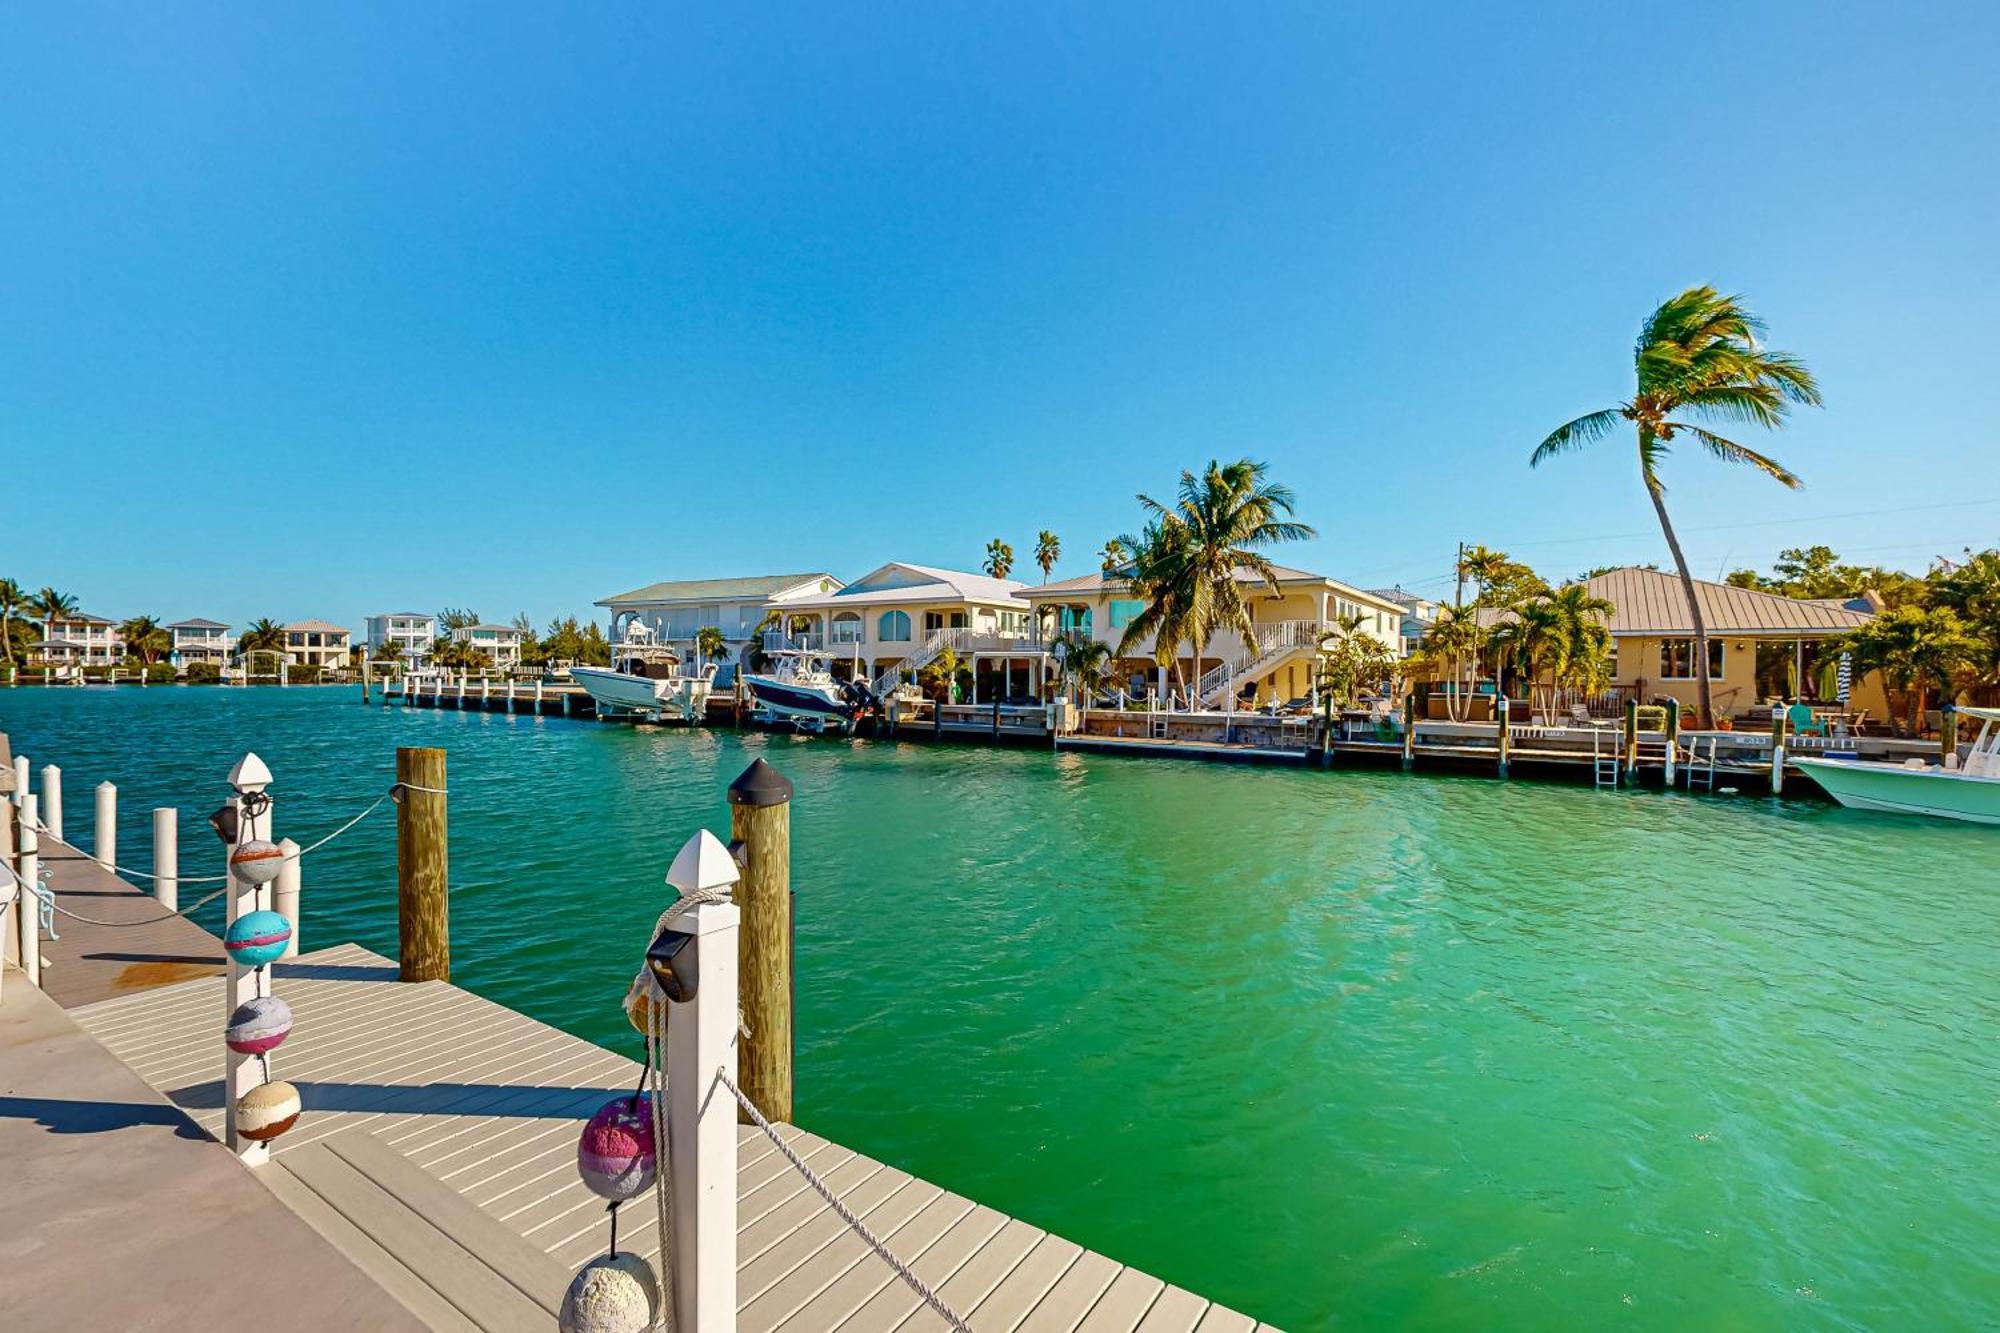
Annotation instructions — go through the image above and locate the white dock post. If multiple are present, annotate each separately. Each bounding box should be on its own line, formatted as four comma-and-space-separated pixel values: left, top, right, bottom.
274, 837, 301, 958
95, 781, 117, 869
507, 679, 516, 713
535, 679, 545, 710
153, 808, 179, 911
12, 754, 27, 805
222, 753, 276, 1166
1769, 703, 1789, 797
664, 833, 742, 1333
481, 677, 490, 707
17, 793, 40, 987
41, 764, 62, 841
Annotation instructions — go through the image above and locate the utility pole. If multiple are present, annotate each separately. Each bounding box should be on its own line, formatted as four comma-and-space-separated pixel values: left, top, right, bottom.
1454, 541, 1467, 610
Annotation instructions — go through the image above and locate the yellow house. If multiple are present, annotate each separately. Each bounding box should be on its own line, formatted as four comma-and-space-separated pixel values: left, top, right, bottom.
1020, 564, 1404, 707
1552, 567, 1886, 722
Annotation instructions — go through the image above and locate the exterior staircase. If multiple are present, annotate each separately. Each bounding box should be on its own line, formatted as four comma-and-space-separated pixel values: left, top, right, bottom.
1195, 620, 1328, 708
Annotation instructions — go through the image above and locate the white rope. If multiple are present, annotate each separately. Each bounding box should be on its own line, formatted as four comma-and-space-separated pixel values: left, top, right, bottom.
646, 983, 677, 1331
720, 1069, 974, 1331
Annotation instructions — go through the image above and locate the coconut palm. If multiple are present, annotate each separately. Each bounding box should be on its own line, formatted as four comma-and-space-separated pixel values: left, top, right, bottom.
1112, 516, 1197, 697
118, 616, 172, 666
1100, 539, 1128, 576
0, 578, 24, 668
1418, 605, 1489, 722
1115, 459, 1316, 704
1034, 531, 1061, 582
983, 539, 1015, 580
1052, 630, 1114, 705
694, 625, 730, 667
1532, 286, 1821, 724
239, 618, 286, 654
33, 587, 79, 650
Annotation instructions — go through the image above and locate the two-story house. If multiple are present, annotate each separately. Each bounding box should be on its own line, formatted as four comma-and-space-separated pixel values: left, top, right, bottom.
449, 623, 525, 671
596, 573, 842, 669
37, 612, 121, 667
769, 562, 1043, 699
283, 620, 352, 671
168, 619, 235, 667
1021, 563, 1405, 707
366, 613, 437, 669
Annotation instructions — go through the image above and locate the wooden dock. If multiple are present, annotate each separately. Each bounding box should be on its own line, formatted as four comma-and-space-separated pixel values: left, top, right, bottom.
70, 942, 1272, 1332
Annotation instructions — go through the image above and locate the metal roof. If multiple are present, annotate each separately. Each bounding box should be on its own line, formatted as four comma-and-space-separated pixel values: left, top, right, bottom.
778, 563, 1027, 610
167, 618, 230, 630
596, 573, 837, 607
283, 619, 352, 634
1026, 563, 1401, 610
1476, 567, 1877, 637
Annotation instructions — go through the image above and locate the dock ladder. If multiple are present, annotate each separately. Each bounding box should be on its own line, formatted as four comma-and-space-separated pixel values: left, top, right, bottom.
1591, 724, 1621, 789
1684, 735, 1719, 791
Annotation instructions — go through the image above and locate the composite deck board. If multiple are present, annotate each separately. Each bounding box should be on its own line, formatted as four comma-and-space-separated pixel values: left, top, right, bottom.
71, 942, 1273, 1331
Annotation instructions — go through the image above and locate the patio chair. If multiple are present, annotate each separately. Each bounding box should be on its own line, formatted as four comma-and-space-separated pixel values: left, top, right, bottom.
1787, 703, 1827, 738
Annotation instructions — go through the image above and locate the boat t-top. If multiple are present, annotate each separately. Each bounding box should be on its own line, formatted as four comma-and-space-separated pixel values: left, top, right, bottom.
740, 646, 876, 734
569, 626, 717, 723
1793, 705, 2000, 825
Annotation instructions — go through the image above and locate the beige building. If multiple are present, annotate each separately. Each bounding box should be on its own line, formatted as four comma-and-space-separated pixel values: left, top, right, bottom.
1021, 564, 1404, 707
450, 623, 526, 670
1579, 567, 1887, 721
769, 563, 1043, 698
283, 620, 352, 670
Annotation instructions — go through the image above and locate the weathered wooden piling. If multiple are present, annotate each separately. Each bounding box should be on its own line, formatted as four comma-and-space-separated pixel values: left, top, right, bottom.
1402, 693, 1416, 771
1941, 704, 1958, 766
728, 757, 794, 1125
395, 746, 450, 982
1495, 695, 1511, 779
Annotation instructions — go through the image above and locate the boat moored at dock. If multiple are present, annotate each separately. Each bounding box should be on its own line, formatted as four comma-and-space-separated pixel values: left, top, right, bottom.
568, 630, 717, 722
1794, 706, 2000, 824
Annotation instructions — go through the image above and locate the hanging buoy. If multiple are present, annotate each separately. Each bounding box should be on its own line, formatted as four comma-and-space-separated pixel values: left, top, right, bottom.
622, 971, 663, 1037
229, 839, 287, 885
235, 1080, 302, 1142
577, 1095, 656, 1201
224, 910, 293, 968
225, 996, 294, 1054
558, 1252, 658, 1333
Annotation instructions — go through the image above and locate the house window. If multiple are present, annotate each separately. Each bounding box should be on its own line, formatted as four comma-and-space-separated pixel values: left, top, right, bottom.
1109, 599, 1145, 629
922, 611, 968, 633
1660, 638, 1724, 680
879, 610, 912, 642
831, 612, 862, 645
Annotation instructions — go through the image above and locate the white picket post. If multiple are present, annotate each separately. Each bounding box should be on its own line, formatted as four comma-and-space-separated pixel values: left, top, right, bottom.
223, 753, 276, 1166
41, 765, 62, 841
17, 793, 40, 987
275, 837, 301, 958
95, 781, 117, 869
153, 808, 179, 912
13, 754, 29, 804
665, 835, 742, 1333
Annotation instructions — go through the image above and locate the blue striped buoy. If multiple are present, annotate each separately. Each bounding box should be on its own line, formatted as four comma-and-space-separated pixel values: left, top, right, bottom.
224, 910, 292, 968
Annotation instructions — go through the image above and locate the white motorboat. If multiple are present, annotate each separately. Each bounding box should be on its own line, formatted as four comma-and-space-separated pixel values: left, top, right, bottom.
741, 648, 875, 733
570, 635, 717, 723
1794, 705, 2000, 825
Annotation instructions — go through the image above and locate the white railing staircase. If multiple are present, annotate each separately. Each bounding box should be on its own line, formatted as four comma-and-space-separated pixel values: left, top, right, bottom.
1195, 620, 1329, 707
871, 627, 970, 695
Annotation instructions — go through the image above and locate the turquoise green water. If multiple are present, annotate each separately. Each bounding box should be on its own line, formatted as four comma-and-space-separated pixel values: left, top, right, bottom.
4, 686, 1997, 1330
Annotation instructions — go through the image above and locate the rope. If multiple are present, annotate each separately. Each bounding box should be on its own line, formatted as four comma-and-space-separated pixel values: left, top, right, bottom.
720, 1069, 973, 1331
646, 981, 677, 1331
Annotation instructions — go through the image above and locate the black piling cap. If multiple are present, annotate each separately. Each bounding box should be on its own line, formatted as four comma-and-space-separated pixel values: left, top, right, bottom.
728, 757, 794, 807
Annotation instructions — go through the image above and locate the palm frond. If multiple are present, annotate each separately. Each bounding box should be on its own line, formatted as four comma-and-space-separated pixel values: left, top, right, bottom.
1530, 408, 1623, 466
1669, 424, 1802, 489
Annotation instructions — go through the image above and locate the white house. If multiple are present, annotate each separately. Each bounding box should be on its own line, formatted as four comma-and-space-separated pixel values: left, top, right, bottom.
168, 618, 235, 667
596, 573, 842, 665
36, 612, 120, 666
366, 612, 437, 669
449, 623, 525, 670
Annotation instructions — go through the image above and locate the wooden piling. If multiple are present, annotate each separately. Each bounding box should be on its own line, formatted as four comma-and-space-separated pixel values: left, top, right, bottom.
1402, 693, 1416, 771
728, 758, 794, 1124
1941, 703, 1958, 767
1495, 696, 1511, 779
395, 747, 450, 982
1622, 700, 1639, 782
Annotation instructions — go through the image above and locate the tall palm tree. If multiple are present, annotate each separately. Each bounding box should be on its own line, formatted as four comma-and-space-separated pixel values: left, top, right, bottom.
1112, 516, 1197, 697
1418, 605, 1488, 722
1100, 539, 1128, 576
239, 618, 286, 653
983, 539, 1015, 580
34, 587, 79, 645
1034, 531, 1061, 582
0, 578, 23, 667
1546, 583, 1616, 709
118, 615, 171, 666
1532, 286, 1821, 724
1115, 459, 1316, 702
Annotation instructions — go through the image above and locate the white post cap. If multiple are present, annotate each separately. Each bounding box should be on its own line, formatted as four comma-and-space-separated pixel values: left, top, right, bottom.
665, 829, 740, 898
228, 751, 274, 792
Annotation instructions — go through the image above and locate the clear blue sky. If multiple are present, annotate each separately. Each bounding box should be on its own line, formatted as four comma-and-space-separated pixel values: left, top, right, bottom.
5, 3, 1997, 630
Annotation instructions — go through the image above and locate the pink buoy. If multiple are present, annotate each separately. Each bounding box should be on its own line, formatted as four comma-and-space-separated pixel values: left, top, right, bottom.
225, 996, 294, 1054
577, 1095, 656, 1201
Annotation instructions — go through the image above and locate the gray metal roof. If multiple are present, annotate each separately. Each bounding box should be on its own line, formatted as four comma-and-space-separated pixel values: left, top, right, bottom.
596, 573, 837, 607
1475, 567, 1878, 637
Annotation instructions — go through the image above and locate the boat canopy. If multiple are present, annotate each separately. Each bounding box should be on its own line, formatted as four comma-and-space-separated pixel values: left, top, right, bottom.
1953, 705, 2000, 723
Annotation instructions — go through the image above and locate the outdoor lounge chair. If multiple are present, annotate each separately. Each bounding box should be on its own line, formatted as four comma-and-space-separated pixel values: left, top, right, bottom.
1788, 703, 1828, 737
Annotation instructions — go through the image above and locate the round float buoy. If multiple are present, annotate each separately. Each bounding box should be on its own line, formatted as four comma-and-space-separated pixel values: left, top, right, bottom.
228, 839, 287, 886
225, 996, 294, 1054
224, 910, 292, 968
235, 1080, 301, 1142
558, 1252, 658, 1333
577, 1095, 656, 1201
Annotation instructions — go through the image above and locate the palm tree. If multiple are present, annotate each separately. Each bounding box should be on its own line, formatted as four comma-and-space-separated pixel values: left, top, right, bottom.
239, 618, 286, 653
1532, 286, 1821, 724
1112, 516, 1197, 697
1546, 583, 1616, 710
1052, 630, 1114, 705
1315, 612, 1395, 708
1100, 539, 1128, 576
0, 578, 23, 668
33, 587, 79, 648
1838, 605, 1976, 737
1034, 531, 1061, 582
1115, 459, 1316, 703
1418, 605, 1489, 722
118, 616, 172, 666
694, 625, 730, 668
983, 539, 1015, 580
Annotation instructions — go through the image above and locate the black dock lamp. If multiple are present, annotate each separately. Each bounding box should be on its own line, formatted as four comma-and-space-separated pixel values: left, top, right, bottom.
645, 924, 700, 1003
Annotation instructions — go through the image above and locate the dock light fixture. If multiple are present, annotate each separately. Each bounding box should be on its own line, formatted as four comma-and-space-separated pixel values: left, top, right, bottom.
207, 803, 239, 846
645, 925, 700, 1003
